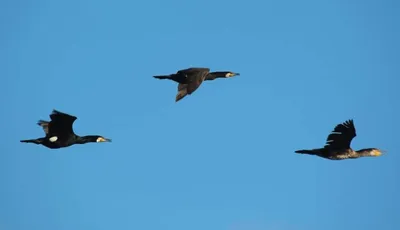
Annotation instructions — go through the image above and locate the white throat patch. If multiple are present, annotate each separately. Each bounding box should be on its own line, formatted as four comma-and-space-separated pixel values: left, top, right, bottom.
49, 136, 58, 142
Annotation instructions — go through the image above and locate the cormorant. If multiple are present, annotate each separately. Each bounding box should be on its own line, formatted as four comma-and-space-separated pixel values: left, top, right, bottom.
20, 110, 111, 149
295, 119, 384, 160
153, 67, 240, 102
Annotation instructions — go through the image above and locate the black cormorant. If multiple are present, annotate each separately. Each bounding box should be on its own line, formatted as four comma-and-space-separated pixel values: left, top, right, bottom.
20, 110, 111, 149
153, 67, 239, 102
295, 119, 384, 160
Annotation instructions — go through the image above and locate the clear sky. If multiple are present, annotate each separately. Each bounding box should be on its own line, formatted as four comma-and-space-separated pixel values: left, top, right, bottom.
1, 0, 399, 229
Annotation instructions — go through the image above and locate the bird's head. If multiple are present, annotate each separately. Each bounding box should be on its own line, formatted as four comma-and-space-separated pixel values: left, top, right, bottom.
369, 148, 384, 157
356, 148, 385, 158
95, 136, 112, 143
224, 72, 240, 78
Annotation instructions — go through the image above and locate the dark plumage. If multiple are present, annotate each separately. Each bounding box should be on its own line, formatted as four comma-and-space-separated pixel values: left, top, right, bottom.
153, 67, 240, 102
295, 119, 384, 160
20, 110, 111, 149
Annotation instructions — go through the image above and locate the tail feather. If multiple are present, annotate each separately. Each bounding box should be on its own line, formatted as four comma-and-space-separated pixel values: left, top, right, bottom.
295, 149, 317, 154
20, 138, 43, 145
153, 75, 171, 80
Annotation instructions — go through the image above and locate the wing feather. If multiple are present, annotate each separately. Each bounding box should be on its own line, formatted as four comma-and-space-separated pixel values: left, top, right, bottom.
37, 120, 50, 135
186, 69, 209, 94
324, 119, 357, 150
48, 110, 77, 135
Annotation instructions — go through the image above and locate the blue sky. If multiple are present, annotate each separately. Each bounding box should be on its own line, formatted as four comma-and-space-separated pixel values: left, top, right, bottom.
1, 0, 399, 229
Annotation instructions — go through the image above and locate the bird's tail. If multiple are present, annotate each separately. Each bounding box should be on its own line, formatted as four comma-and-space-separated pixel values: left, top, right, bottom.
153, 75, 171, 80
20, 138, 43, 145
295, 149, 319, 155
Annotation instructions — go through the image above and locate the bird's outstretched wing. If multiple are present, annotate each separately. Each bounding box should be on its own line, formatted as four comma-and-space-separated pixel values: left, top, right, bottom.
324, 119, 357, 150
174, 68, 210, 102
185, 69, 209, 94
48, 110, 78, 135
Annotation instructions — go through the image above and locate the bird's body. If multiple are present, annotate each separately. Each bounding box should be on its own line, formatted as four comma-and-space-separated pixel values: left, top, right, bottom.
153, 67, 239, 102
20, 110, 111, 149
295, 119, 383, 160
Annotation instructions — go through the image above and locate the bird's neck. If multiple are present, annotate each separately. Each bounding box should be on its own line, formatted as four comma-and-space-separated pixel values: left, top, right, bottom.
206, 72, 226, 80
75, 135, 95, 144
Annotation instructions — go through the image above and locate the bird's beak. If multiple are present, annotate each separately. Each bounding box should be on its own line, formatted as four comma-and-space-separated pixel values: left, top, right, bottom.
373, 149, 384, 156
234, 72, 240, 76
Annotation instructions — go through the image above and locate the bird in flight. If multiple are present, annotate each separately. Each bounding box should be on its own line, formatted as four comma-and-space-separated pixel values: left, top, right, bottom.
295, 119, 384, 160
20, 110, 111, 149
153, 67, 240, 102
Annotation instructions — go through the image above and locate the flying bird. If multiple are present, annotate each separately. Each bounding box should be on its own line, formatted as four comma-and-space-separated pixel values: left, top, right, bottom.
295, 119, 383, 160
20, 110, 111, 149
153, 67, 240, 102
